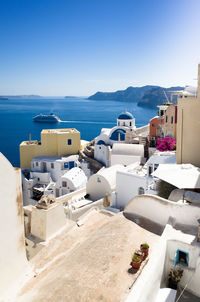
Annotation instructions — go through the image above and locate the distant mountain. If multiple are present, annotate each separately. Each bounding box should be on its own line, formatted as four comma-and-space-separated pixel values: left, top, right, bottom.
88, 86, 159, 103
137, 86, 184, 108
88, 85, 184, 109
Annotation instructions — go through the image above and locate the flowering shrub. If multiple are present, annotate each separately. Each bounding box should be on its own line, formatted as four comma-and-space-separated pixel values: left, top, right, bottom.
156, 137, 176, 152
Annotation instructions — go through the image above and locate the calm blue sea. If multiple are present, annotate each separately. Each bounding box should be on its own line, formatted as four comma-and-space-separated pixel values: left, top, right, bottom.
0, 97, 156, 167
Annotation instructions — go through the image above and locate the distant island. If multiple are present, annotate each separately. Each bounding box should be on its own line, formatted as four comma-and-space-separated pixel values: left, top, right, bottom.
0, 95, 42, 99
88, 85, 184, 109
65, 96, 78, 99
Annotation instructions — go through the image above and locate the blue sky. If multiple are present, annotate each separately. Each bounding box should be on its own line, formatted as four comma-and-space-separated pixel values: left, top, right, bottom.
0, 0, 200, 96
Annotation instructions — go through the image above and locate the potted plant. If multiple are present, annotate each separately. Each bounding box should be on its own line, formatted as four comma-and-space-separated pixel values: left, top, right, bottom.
140, 243, 149, 257
168, 268, 183, 289
134, 249, 144, 261
131, 254, 142, 270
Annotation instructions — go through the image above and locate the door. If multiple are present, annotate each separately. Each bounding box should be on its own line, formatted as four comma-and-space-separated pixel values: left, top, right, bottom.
43, 162, 47, 172
56, 188, 60, 197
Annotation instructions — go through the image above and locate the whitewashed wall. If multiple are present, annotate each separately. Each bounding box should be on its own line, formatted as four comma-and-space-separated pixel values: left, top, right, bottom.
94, 144, 111, 167
0, 153, 29, 299
111, 154, 142, 166
116, 171, 147, 209
124, 194, 200, 229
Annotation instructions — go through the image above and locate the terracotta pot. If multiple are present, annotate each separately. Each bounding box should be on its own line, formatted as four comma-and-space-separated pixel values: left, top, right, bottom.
131, 260, 141, 270
140, 246, 149, 257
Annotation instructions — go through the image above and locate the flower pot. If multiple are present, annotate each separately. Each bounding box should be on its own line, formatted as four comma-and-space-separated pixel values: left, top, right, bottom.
134, 250, 144, 261
168, 278, 178, 290
131, 260, 141, 270
140, 246, 149, 257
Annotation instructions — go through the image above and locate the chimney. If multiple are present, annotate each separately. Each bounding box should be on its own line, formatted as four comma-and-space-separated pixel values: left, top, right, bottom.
197, 64, 200, 100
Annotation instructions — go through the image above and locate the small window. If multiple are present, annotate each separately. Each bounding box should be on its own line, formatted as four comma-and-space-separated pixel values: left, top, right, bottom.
174, 249, 189, 267
67, 139, 72, 145
38, 178, 40, 181
64, 162, 68, 169
138, 187, 145, 195
166, 116, 168, 123
97, 177, 101, 183
123, 122, 125, 126
152, 123, 155, 127
32, 163, 34, 168
51, 163, 54, 169
130, 122, 132, 126
62, 181, 67, 187
36, 162, 38, 167
171, 116, 173, 124
118, 121, 120, 126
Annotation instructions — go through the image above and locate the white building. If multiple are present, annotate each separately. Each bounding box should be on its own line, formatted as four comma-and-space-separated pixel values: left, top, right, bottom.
86, 164, 125, 201
111, 143, 145, 166
54, 167, 87, 197
114, 151, 176, 209
94, 111, 148, 167
22, 155, 90, 205
31, 155, 80, 181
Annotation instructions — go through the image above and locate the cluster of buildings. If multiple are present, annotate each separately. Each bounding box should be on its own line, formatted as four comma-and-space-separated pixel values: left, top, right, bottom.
1, 64, 200, 301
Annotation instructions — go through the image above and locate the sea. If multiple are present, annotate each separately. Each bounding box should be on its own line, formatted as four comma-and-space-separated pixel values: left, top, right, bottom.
0, 97, 156, 167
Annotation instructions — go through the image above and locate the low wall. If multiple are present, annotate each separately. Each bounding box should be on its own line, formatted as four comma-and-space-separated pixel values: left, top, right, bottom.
56, 188, 86, 204
124, 194, 200, 232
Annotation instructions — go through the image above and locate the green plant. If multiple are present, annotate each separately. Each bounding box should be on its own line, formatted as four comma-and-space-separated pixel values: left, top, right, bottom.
132, 254, 141, 263
169, 268, 183, 283
141, 243, 149, 249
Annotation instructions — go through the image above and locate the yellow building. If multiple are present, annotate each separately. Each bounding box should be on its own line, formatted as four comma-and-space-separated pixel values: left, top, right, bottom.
20, 128, 80, 168
176, 64, 200, 166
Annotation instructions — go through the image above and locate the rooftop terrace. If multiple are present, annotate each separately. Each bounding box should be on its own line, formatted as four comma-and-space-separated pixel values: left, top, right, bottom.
17, 210, 159, 302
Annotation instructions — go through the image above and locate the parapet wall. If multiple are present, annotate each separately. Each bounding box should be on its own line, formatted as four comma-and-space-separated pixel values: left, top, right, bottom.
124, 194, 200, 232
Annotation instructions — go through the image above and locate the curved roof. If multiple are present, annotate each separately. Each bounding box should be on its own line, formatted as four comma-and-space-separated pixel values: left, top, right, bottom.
97, 140, 106, 145
97, 165, 125, 189
61, 167, 87, 188
112, 143, 144, 156
110, 129, 126, 141
118, 111, 133, 120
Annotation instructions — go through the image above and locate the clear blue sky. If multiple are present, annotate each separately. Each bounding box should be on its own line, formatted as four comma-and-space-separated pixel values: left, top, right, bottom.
1, 0, 200, 96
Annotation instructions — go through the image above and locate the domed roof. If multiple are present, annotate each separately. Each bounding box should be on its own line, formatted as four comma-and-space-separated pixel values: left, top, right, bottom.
97, 140, 106, 145
110, 129, 126, 141
118, 111, 133, 120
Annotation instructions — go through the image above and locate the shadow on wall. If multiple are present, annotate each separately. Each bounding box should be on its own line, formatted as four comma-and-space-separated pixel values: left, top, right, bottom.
123, 212, 164, 236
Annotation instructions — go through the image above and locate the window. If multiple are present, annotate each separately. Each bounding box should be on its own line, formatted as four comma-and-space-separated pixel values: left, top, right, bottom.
174, 249, 189, 267
32, 163, 34, 168
97, 177, 101, 183
51, 163, 54, 169
130, 122, 132, 126
166, 116, 168, 123
36, 162, 38, 167
62, 181, 67, 187
138, 187, 145, 195
171, 116, 173, 124
123, 122, 125, 126
64, 162, 68, 169
67, 139, 72, 145
152, 123, 155, 127
118, 121, 120, 126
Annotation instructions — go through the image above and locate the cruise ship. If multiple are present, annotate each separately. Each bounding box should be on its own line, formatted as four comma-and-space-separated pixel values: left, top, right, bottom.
33, 113, 61, 123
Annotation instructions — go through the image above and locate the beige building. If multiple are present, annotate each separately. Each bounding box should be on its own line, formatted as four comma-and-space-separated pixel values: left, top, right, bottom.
176, 64, 200, 166
20, 128, 80, 168
163, 104, 177, 139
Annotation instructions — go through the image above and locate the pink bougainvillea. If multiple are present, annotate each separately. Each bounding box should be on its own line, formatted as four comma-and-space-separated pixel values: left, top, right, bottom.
156, 137, 176, 152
